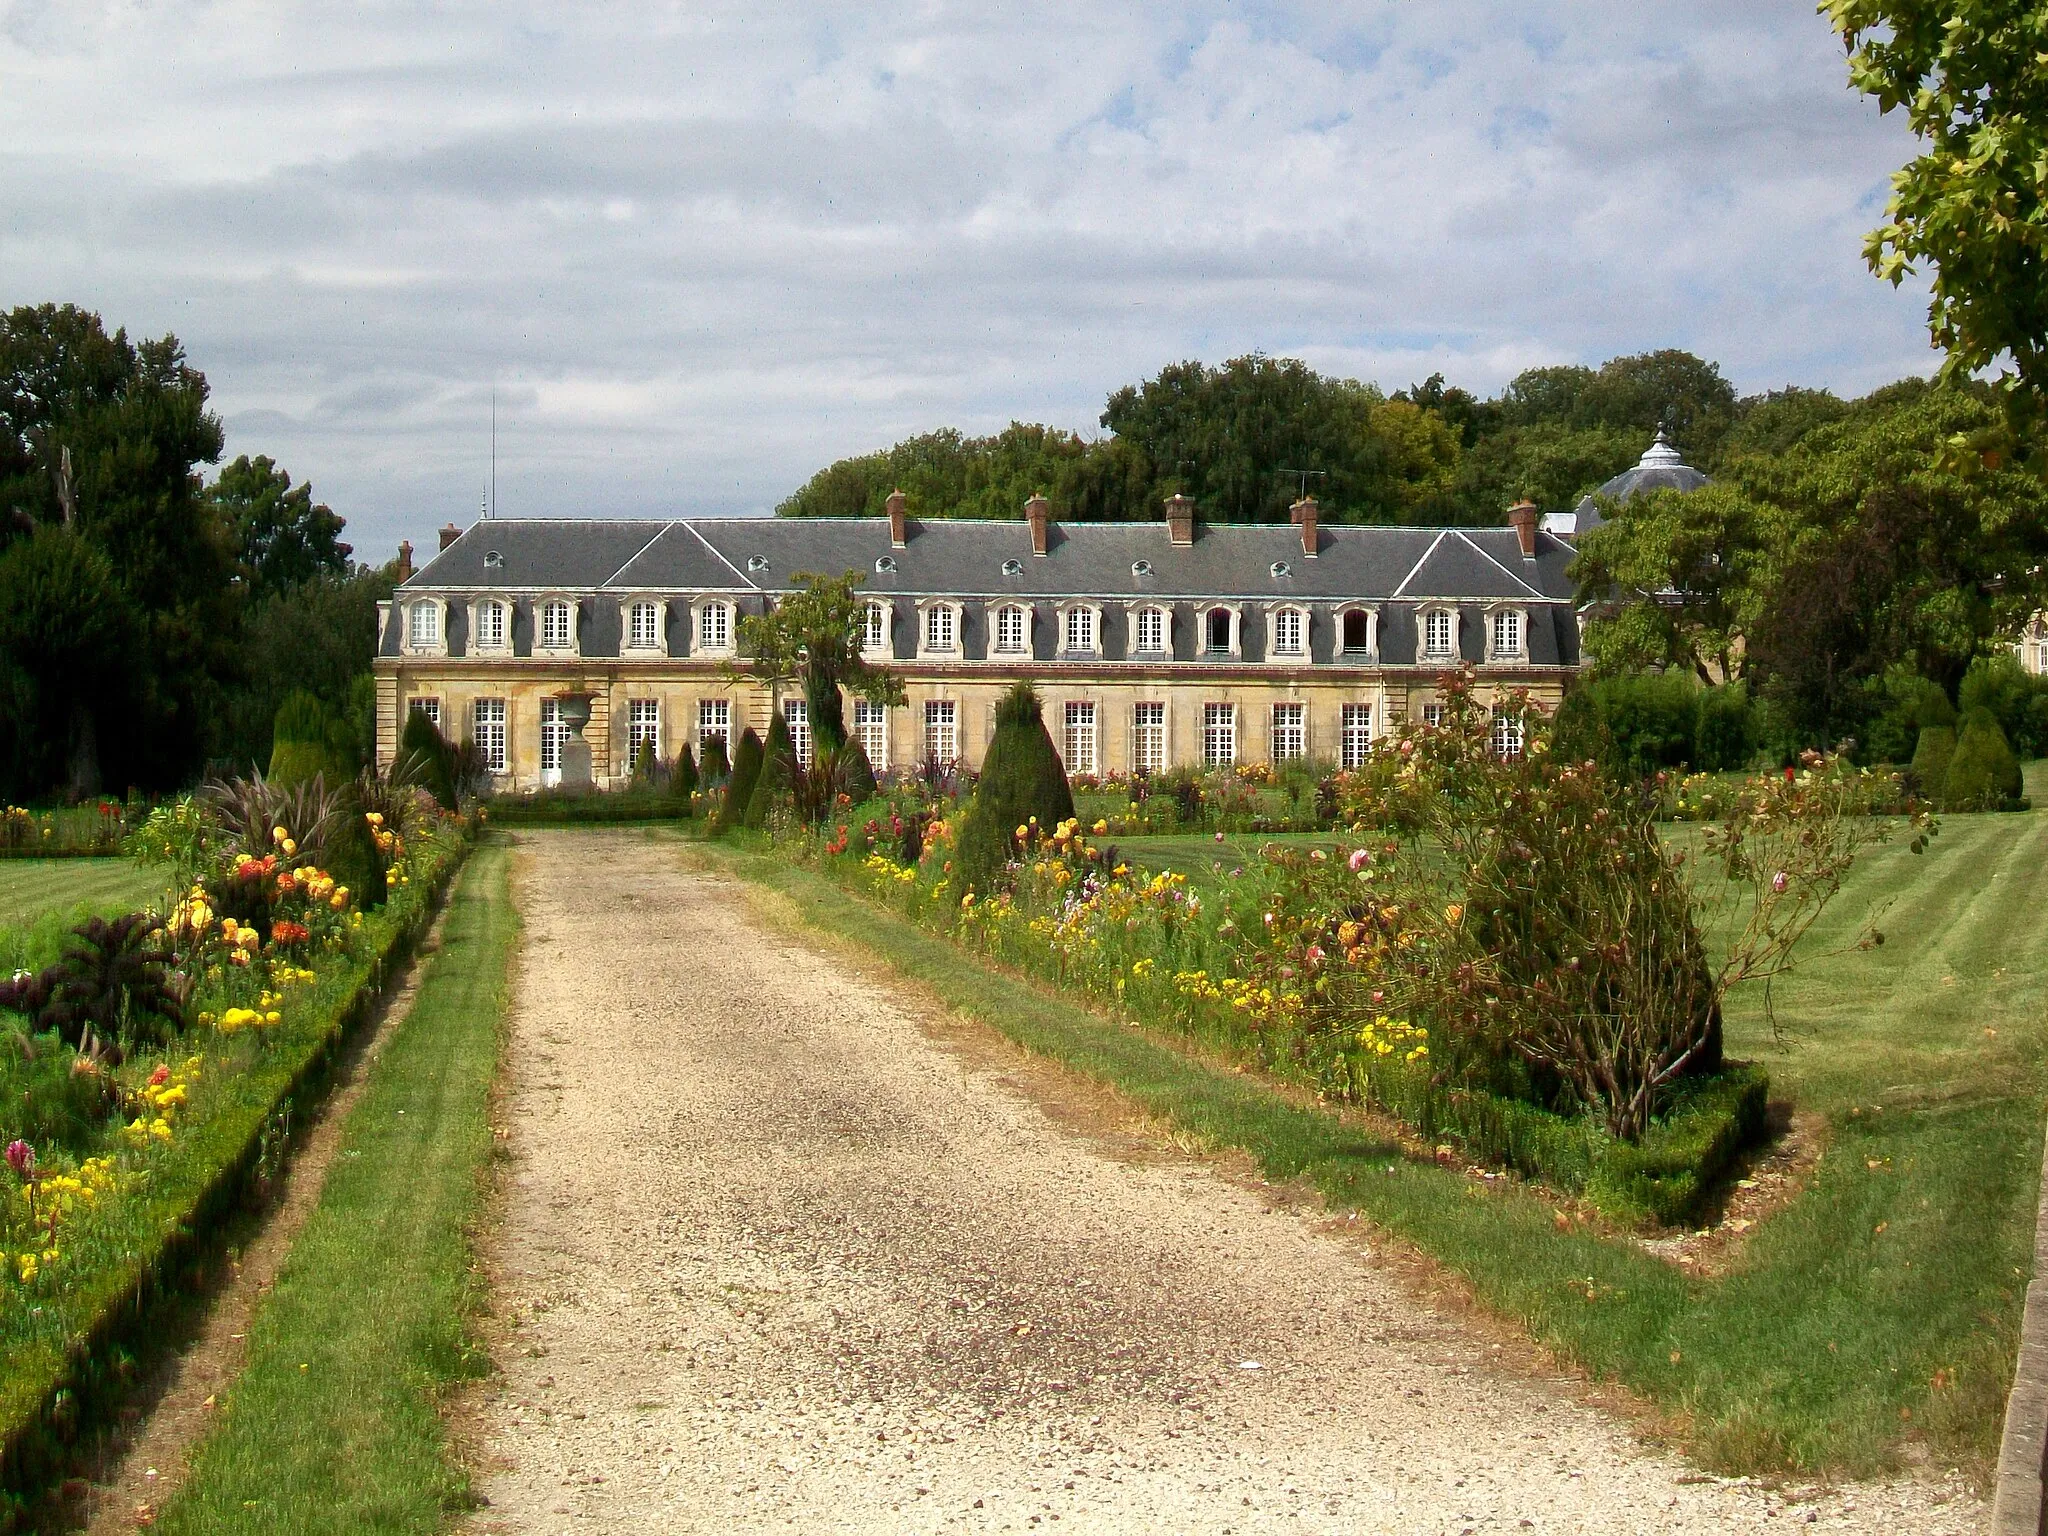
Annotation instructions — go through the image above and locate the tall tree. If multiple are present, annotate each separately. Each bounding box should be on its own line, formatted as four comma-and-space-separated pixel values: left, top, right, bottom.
734, 571, 906, 764
207, 454, 351, 599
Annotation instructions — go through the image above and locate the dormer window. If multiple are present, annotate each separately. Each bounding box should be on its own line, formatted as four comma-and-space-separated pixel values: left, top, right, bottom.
1001, 558, 1024, 577
1133, 605, 1169, 656
875, 555, 898, 574
1488, 607, 1527, 662
862, 600, 890, 654
993, 603, 1029, 656
539, 599, 575, 653
1270, 560, 1292, 579
747, 555, 770, 573
1271, 605, 1307, 658
473, 598, 508, 651
698, 599, 733, 653
483, 550, 504, 569
1062, 604, 1099, 655
1421, 606, 1459, 660
1131, 559, 1154, 578
627, 600, 662, 652
406, 600, 442, 652
1340, 607, 1376, 655
1203, 605, 1240, 656
922, 602, 959, 655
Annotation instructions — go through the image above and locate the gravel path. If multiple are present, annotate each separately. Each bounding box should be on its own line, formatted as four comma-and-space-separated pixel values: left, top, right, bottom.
462, 829, 1981, 1534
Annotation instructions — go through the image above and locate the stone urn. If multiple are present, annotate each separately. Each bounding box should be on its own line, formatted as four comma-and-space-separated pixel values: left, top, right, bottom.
553, 690, 595, 791
555, 690, 594, 736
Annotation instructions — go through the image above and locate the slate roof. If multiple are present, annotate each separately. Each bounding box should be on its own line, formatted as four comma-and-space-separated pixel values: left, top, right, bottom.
1561, 431, 1709, 534
405, 516, 1579, 604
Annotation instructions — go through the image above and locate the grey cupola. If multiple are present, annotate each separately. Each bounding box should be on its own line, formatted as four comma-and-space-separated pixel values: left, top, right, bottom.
1545, 430, 1709, 537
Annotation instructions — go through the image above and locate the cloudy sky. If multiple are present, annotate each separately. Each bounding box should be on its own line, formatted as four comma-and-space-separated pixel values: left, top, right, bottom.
1, 2, 1933, 559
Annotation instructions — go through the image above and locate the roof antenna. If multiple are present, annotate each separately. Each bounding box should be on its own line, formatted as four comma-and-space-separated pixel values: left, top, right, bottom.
1278, 468, 1327, 498
489, 385, 497, 519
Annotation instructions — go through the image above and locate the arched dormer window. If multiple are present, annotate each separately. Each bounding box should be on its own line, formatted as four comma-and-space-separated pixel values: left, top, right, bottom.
471, 597, 509, 652
991, 602, 1031, 657
1338, 604, 1378, 658
1203, 604, 1241, 657
696, 598, 735, 655
1485, 605, 1528, 663
624, 598, 664, 654
1419, 604, 1459, 661
1057, 601, 1101, 657
1130, 604, 1170, 657
861, 600, 892, 657
404, 598, 446, 656
917, 599, 961, 658
1269, 604, 1309, 660
538, 597, 577, 654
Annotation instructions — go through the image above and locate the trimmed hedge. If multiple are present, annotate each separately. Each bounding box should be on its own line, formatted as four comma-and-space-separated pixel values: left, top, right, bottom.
0, 820, 474, 1511
481, 793, 691, 827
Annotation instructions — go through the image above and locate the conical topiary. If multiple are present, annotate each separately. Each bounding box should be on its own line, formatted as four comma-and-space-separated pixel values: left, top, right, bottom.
1944, 708, 2023, 810
1910, 724, 1956, 805
839, 737, 878, 803
701, 734, 731, 786
745, 712, 799, 829
955, 683, 1075, 894
673, 743, 699, 802
399, 707, 458, 809
715, 728, 763, 833
269, 691, 339, 788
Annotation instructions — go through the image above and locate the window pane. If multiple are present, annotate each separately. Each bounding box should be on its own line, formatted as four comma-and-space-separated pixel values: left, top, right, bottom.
996, 605, 1025, 653
630, 602, 660, 650
1134, 702, 1166, 773
542, 601, 572, 650
1064, 607, 1095, 652
698, 698, 729, 748
924, 700, 958, 762
1136, 607, 1166, 653
1063, 701, 1097, 775
854, 699, 888, 770
473, 698, 507, 773
409, 604, 439, 647
628, 698, 661, 762
1271, 702, 1305, 761
699, 603, 729, 649
925, 606, 955, 652
784, 698, 811, 769
865, 603, 888, 650
1202, 703, 1235, 766
1275, 609, 1304, 655
1341, 703, 1372, 769
409, 697, 441, 729
540, 698, 564, 773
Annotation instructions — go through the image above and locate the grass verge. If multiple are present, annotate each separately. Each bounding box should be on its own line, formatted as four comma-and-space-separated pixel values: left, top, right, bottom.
153, 839, 517, 1534
694, 829, 2039, 1480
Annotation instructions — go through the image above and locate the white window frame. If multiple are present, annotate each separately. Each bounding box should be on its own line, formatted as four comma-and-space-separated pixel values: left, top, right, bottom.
1492, 709, 1526, 760
473, 697, 507, 775
861, 600, 892, 658
540, 698, 565, 783
1340, 703, 1373, 769
918, 601, 961, 658
1057, 602, 1101, 657
696, 599, 735, 656
1063, 700, 1099, 775
626, 698, 661, 766
1486, 605, 1527, 663
1270, 605, 1309, 660
698, 697, 730, 752
1133, 702, 1167, 774
404, 598, 446, 656
992, 603, 1030, 657
784, 697, 811, 770
408, 696, 442, 730
1201, 604, 1242, 658
1420, 605, 1459, 662
854, 698, 888, 771
1202, 703, 1236, 767
537, 596, 577, 655
1422, 702, 1447, 729
1337, 604, 1379, 658
471, 598, 508, 653
924, 699, 959, 763
1271, 701, 1306, 762
624, 598, 665, 655
1130, 604, 1170, 657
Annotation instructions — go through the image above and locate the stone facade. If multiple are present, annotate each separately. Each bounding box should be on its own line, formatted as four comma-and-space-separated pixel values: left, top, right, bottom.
373, 500, 1583, 790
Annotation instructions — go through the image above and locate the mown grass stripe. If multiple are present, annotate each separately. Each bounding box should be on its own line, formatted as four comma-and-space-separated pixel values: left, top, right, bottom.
155, 840, 517, 1535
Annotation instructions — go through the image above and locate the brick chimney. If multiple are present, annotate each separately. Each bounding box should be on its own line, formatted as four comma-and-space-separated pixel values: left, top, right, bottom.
1165, 493, 1194, 548
887, 488, 907, 549
1292, 495, 1319, 558
1025, 493, 1050, 556
439, 521, 462, 552
395, 540, 414, 581
1507, 499, 1540, 558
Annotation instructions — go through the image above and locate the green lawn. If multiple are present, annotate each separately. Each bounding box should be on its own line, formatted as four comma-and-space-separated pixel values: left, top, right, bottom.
698, 803, 2048, 1478
155, 840, 517, 1534
0, 857, 163, 930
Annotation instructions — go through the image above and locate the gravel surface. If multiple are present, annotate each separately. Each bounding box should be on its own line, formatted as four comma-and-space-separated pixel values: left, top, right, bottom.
462, 830, 1982, 1534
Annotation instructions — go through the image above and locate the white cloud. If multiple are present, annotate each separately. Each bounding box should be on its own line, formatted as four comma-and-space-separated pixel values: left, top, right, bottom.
0, 0, 1936, 556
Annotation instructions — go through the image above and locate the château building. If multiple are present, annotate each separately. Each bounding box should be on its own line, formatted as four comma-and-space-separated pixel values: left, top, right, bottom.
373, 494, 1585, 790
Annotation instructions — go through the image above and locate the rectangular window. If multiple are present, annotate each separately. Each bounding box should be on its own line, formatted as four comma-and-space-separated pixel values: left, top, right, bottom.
854, 699, 888, 770
924, 605, 956, 653
1493, 609, 1523, 657
407, 603, 439, 649
1423, 609, 1454, 657
699, 601, 730, 650
1202, 703, 1236, 767
784, 697, 811, 770
1063, 701, 1098, 775
1341, 703, 1372, 769
1492, 711, 1526, 760
1063, 606, 1096, 654
698, 698, 730, 750
924, 699, 958, 762
408, 696, 441, 730
541, 600, 573, 651
627, 698, 660, 762
864, 602, 888, 651
474, 601, 506, 649
540, 698, 564, 775
1135, 606, 1167, 654
1133, 702, 1166, 773
995, 605, 1027, 654
1271, 702, 1306, 762
1423, 703, 1446, 728
473, 698, 507, 774
1274, 608, 1305, 656
629, 601, 661, 651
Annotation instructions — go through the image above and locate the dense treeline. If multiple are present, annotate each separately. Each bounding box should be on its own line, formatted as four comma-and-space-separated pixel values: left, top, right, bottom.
0, 304, 393, 804
778, 349, 1831, 526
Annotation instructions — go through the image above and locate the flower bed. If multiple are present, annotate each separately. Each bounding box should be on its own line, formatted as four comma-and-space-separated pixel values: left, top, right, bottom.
0, 802, 472, 1510
0, 803, 143, 861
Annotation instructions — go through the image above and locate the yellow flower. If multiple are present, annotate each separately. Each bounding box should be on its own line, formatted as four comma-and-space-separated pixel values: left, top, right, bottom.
16, 1253, 36, 1283
272, 825, 290, 843
1092, 819, 1108, 835
282, 838, 298, 857
1445, 903, 1464, 924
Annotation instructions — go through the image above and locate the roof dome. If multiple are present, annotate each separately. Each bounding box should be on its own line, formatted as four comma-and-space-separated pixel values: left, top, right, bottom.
1553, 430, 1708, 535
